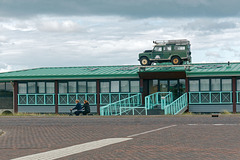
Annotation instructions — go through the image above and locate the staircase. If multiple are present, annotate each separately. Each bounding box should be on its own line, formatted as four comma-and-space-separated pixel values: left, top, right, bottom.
100, 92, 188, 116
100, 93, 146, 116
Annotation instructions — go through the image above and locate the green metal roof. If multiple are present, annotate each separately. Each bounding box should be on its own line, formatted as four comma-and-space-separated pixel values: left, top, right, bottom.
186, 62, 240, 77
0, 65, 140, 80
139, 64, 186, 72
0, 62, 240, 81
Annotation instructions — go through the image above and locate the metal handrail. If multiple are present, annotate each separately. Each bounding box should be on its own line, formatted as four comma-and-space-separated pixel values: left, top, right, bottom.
100, 92, 138, 105
145, 92, 173, 110
164, 93, 188, 115
100, 93, 144, 116
236, 91, 240, 103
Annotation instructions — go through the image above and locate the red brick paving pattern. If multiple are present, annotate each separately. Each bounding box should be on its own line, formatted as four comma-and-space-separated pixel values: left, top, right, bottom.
0, 116, 240, 160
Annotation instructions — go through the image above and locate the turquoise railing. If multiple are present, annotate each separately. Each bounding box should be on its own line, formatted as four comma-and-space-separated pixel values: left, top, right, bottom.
18, 94, 55, 105
100, 93, 145, 116
164, 93, 188, 115
58, 93, 97, 105
236, 91, 240, 103
189, 91, 232, 104
145, 92, 173, 110
100, 93, 138, 105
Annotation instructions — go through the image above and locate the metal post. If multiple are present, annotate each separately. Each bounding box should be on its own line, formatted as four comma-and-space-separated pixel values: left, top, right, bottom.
232, 77, 237, 113
13, 81, 18, 113
96, 80, 100, 115
185, 77, 189, 111
54, 80, 58, 114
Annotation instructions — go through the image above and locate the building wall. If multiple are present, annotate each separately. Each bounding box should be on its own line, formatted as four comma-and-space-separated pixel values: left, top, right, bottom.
236, 105, 240, 112
189, 104, 233, 112
15, 79, 140, 114
18, 105, 98, 114
18, 106, 55, 113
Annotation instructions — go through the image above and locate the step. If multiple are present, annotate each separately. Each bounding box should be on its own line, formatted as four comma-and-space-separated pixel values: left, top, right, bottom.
147, 108, 164, 115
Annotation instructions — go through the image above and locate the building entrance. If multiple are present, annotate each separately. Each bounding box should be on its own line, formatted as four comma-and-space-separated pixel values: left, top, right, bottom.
149, 79, 186, 100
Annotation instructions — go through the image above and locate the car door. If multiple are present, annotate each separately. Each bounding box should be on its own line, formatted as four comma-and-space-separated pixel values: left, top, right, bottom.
162, 45, 172, 60
152, 46, 163, 60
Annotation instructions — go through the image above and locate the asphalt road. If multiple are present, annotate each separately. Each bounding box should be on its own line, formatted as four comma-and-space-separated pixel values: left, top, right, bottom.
0, 115, 240, 160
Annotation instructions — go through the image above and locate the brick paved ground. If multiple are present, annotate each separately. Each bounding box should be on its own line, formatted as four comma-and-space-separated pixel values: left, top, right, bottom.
0, 115, 240, 160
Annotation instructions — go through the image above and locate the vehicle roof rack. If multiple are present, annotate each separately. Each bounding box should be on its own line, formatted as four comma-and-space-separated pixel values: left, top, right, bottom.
153, 39, 190, 45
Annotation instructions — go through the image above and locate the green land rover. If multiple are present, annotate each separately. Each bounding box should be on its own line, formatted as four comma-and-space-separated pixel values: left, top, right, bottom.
138, 39, 191, 65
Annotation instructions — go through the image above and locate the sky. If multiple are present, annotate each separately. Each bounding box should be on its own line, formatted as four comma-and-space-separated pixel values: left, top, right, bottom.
0, 0, 240, 72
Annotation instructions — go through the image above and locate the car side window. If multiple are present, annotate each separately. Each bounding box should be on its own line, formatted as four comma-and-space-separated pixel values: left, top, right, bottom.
154, 46, 162, 52
164, 46, 171, 51
174, 46, 185, 50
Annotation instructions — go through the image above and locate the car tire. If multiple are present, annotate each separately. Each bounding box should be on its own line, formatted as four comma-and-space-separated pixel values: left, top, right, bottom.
140, 57, 150, 66
171, 56, 182, 65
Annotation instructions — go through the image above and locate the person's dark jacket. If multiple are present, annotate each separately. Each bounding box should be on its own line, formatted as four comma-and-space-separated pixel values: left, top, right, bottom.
72, 103, 83, 111
83, 102, 90, 113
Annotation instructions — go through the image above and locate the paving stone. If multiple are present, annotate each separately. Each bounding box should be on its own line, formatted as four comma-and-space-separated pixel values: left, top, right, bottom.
0, 116, 240, 160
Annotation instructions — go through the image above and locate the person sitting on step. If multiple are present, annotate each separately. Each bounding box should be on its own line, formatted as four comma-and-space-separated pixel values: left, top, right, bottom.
83, 100, 90, 115
70, 100, 83, 116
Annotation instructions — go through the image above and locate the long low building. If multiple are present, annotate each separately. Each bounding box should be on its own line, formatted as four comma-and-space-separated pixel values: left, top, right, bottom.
0, 62, 239, 114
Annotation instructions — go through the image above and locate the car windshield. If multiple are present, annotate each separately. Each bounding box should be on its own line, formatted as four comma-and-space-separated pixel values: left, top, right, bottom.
154, 46, 162, 51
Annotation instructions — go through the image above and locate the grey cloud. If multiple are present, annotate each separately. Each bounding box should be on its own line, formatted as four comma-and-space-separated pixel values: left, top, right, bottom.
0, 0, 240, 19
205, 52, 223, 58
1, 15, 240, 72
37, 20, 85, 32
222, 47, 238, 53
184, 19, 237, 33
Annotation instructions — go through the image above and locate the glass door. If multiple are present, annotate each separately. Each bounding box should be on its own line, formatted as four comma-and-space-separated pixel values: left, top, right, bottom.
169, 80, 178, 100
149, 80, 158, 94
179, 79, 186, 96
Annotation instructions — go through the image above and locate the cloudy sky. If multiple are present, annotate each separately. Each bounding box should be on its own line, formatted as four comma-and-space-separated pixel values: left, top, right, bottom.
0, 0, 240, 72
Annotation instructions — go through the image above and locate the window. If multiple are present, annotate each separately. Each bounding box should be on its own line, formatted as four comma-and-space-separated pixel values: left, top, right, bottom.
78, 81, 86, 93
19, 83, 27, 94
200, 79, 209, 91
111, 81, 119, 92
37, 82, 45, 93
159, 80, 168, 92
46, 82, 54, 93
59, 82, 67, 93
28, 82, 36, 93
121, 81, 129, 92
100, 82, 109, 93
189, 80, 199, 92
0, 82, 5, 91
154, 46, 162, 52
68, 81, 77, 93
222, 79, 232, 91
130, 81, 139, 93
211, 79, 220, 91
164, 46, 171, 51
5, 82, 13, 92
87, 82, 96, 93
0, 82, 13, 97
174, 46, 185, 50
237, 79, 240, 91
